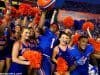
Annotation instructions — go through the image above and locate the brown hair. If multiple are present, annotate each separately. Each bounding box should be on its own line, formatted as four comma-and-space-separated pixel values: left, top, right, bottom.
59, 31, 71, 39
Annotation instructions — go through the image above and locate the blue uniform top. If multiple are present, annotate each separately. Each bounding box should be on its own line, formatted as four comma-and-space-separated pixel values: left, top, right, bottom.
19, 43, 30, 56
8, 42, 30, 74
38, 28, 57, 57
29, 40, 37, 50
56, 47, 75, 66
69, 44, 94, 70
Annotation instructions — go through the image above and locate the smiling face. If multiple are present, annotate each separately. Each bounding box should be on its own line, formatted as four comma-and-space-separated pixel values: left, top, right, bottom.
21, 28, 30, 40
78, 36, 88, 51
59, 33, 71, 45
15, 25, 21, 33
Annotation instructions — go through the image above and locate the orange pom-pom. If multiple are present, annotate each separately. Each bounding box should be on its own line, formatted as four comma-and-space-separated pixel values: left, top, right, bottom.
82, 22, 94, 31
94, 43, 100, 53
89, 38, 95, 44
32, 7, 41, 15
30, 51, 42, 68
37, 0, 55, 9
3, 7, 17, 18
23, 50, 42, 69
22, 49, 33, 60
63, 16, 74, 28
10, 7, 17, 18
15, 10, 20, 18
89, 38, 100, 53
18, 3, 31, 16
56, 57, 68, 73
28, 7, 41, 17
72, 33, 80, 44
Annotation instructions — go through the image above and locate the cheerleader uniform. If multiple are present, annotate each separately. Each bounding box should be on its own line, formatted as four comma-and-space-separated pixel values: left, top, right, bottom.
3, 27, 12, 58
55, 46, 75, 71
30, 39, 37, 50
0, 36, 6, 60
8, 42, 30, 75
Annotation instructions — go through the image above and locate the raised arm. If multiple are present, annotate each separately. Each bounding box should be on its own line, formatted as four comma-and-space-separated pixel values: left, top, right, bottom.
38, 11, 46, 28
50, 10, 57, 24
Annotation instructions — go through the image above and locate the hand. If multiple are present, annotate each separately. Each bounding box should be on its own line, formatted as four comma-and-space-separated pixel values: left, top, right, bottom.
69, 65, 76, 71
25, 61, 30, 65
54, 10, 57, 14
18, 56, 26, 60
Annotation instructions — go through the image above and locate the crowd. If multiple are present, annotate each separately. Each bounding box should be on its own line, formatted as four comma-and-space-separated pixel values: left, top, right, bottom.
0, 1, 100, 75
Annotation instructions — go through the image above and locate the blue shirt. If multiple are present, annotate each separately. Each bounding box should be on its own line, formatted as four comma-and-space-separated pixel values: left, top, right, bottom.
38, 28, 57, 57
69, 44, 94, 70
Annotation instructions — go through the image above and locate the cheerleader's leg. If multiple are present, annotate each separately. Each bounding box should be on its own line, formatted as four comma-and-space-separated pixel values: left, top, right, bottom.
0, 50, 5, 72
5, 57, 11, 72
0, 60, 5, 72
5, 46, 12, 72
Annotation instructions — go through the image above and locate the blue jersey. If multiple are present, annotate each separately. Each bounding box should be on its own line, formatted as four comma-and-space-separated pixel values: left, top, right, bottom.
69, 44, 94, 75
38, 28, 57, 57
69, 44, 94, 70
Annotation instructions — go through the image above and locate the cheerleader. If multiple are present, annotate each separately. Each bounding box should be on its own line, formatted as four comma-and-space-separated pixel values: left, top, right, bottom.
4, 27, 12, 72
14, 25, 21, 40
8, 27, 30, 75
0, 26, 7, 72
27, 24, 39, 75
52, 32, 74, 75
